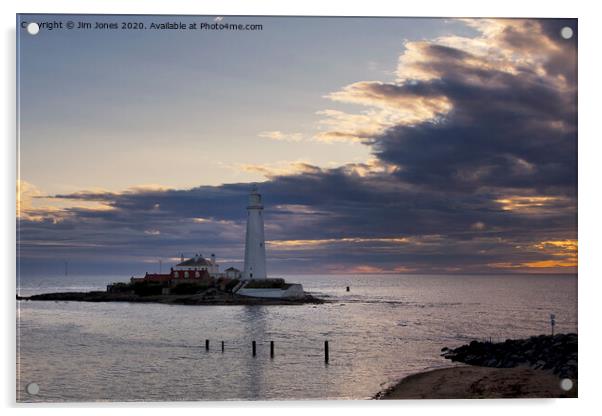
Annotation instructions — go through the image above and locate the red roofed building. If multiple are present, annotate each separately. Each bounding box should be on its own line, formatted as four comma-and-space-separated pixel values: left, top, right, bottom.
130, 253, 218, 286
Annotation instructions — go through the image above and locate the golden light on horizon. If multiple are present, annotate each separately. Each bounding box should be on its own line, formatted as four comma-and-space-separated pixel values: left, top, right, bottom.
488, 238, 577, 270
521, 259, 577, 268
323, 264, 418, 274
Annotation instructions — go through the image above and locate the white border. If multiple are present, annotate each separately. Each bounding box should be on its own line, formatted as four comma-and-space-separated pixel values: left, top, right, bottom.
2, 0, 600, 414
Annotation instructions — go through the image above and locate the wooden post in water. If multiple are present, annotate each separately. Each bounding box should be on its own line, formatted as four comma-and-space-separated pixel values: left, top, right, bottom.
324, 340, 329, 363
221, 341, 224, 352
270, 341, 274, 358
205, 339, 209, 350
252, 340, 256, 356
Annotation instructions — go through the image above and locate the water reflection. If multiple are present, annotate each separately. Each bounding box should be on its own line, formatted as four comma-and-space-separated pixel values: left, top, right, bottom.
236, 306, 268, 399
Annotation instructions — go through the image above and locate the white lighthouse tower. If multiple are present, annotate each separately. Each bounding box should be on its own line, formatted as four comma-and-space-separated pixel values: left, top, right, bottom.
242, 185, 267, 280
236, 186, 305, 299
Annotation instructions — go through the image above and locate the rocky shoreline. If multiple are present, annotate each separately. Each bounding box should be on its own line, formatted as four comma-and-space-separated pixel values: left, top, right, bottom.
377, 333, 577, 399
441, 333, 577, 379
17, 289, 324, 306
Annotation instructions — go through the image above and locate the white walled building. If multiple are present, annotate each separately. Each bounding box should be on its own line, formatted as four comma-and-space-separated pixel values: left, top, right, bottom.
174, 253, 219, 276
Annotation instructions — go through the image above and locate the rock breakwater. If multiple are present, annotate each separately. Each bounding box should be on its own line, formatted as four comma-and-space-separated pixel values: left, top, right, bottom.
441, 333, 577, 379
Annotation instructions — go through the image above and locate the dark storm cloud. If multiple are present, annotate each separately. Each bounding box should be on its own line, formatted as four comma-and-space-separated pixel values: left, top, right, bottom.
512, 19, 577, 85
18, 19, 577, 276
341, 22, 577, 195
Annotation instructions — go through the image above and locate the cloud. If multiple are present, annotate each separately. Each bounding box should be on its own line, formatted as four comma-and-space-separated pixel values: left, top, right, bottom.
470, 221, 486, 231
494, 196, 572, 214
326, 81, 452, 123
268, 236, 412, 250
319, 21, 576, 189
18, 19, 577, 276
240, 161, 323, 179
17, 180, 44, 220
315, 109, 405, 143
258, 130, 304, 142
17, 180, 113, 223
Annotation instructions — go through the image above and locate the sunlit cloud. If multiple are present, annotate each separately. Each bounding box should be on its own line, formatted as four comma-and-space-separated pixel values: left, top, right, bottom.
317, 18, 576, 154
494, 196, 567, 213
258, 130, 304, 142
341, 158, 399, 177
318, 82, 452, 143
326, 81, 452, 119
17, 180, 114, 223
126, 184, 171, 192
534, 239, 577, 252
192, 217, 211, 223
240, 161, 323, 179
17, 180, 44, 220
533, 239, 577, 262
397, 19, 569, 89
314, 109, 392, 143
268, 236, 412, 250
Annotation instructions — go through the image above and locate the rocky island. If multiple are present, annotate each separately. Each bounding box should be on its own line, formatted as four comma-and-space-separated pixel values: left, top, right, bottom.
18, 187, 324, 306
17, 282, 324, 306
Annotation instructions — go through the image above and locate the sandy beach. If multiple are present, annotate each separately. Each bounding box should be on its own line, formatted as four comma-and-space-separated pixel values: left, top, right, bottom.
377, 365, 577, 399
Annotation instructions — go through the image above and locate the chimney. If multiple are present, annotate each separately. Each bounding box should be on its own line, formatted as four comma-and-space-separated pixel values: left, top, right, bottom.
180, 253, 184, 262
211, 253, 216, 265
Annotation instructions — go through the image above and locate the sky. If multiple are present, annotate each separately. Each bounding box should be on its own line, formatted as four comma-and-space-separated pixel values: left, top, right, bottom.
17, 15, 577, 278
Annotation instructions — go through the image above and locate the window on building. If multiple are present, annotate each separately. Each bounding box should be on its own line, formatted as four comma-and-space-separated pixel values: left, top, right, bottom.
184, 271, 189, 278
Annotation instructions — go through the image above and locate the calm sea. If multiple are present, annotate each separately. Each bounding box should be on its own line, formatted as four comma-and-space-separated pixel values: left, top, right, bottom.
16, 274, 577, 402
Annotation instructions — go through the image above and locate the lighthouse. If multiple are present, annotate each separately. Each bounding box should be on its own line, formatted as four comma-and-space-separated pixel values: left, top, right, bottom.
236, 186, 305, 299
242, 185, 267, 280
